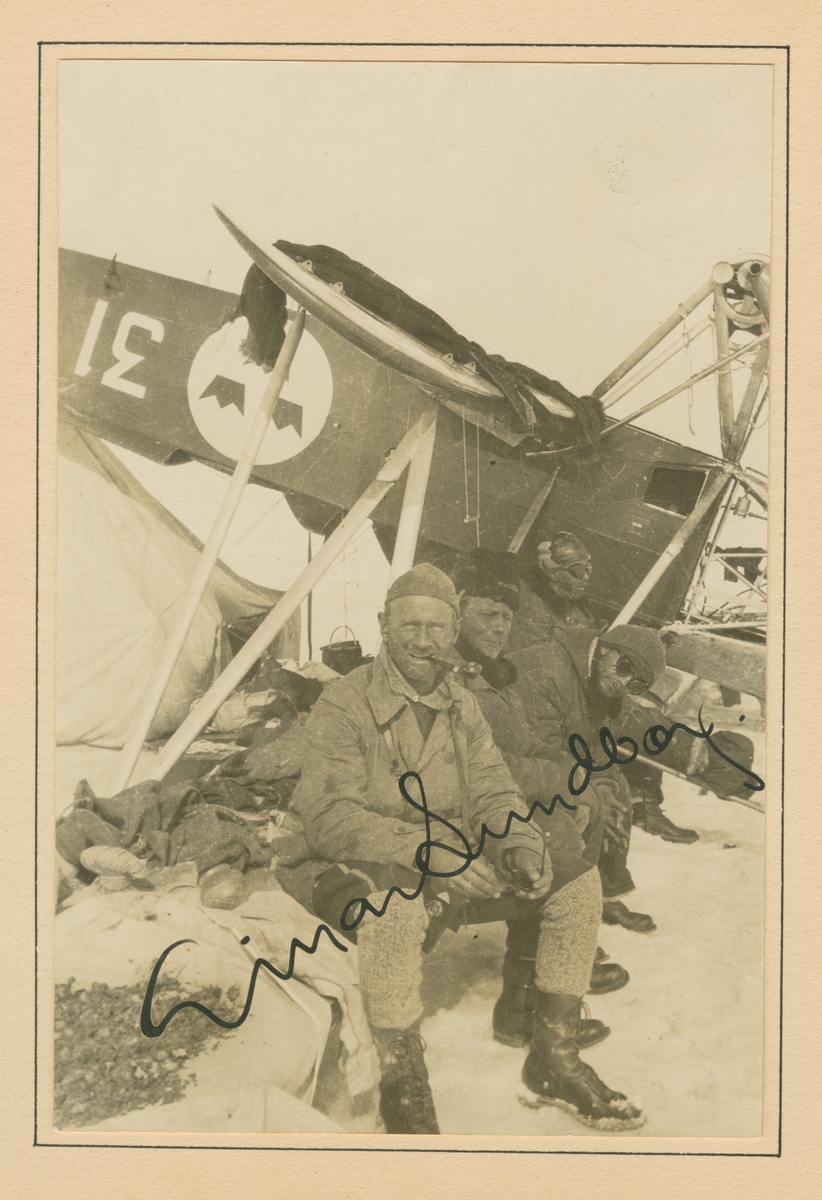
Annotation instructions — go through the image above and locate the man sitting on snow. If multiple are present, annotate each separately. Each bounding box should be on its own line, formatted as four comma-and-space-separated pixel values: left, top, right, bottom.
449, 549, 631, 1049
292, 564, 646, 1136
508, 532, 700, 852
508, 619, 669, 934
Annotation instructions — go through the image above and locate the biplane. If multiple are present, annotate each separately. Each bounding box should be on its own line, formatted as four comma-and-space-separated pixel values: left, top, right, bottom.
56, 207, 769, 794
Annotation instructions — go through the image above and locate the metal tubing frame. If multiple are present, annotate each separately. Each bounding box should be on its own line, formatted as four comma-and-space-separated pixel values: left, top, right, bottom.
682, 479, 739, 624
727, 344, 770, 461
711, 284, 736, 459
746, 262, 771, 327
669, 618, 765, 632
388, 412, 438, 583
601, 334, 769, 440
590, 278, 713, 401
727, 463, 768, 510
146, 408, 439, 782
712, 554, 768, 603
112, 309, 307, 794
599, 315, 712, 411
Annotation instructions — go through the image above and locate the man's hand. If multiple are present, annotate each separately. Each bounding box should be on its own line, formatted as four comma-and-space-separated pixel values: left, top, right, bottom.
591, 778, 631, 855
447, 856, 506, 899
501, 846, 553, 899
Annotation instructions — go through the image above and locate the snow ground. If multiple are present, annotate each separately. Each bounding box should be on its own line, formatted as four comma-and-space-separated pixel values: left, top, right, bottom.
418, 775, 765, 1138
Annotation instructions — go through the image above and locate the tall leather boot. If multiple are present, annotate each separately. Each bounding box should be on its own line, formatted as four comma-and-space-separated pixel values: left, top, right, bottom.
493, 951, 537, 1047
632, 798, 699, 844
493, 922, 610, 1050
374, 1027, 439, 1134
518, 991, 646, 1131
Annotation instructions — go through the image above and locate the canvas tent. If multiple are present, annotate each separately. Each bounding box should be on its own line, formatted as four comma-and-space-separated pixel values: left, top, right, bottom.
57, 419, 299, 753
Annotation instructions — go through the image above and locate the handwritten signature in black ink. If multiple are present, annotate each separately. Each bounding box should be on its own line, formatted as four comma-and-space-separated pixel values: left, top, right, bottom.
565, 710, 765, 798
141, 712, 762, 1037
140, 782, 574, 1036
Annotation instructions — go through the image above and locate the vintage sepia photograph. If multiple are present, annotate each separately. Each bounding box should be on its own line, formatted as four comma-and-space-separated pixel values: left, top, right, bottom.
51, 56, 775, 1140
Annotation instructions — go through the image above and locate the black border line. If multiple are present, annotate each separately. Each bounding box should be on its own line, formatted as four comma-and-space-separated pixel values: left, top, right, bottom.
34, 37, 42, 1145
777, 44, 790, 1160
40, 41, 788, 47
36, 42, 788, 1157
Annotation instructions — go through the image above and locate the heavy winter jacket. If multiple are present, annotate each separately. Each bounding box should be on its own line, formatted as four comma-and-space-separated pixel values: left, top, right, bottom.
457, 655, 602, 885
508, 627, 715, 791
508, 627, 602, 763
506, 573, 598, 655
291, 646, 544, 876
457, 659, 567, 802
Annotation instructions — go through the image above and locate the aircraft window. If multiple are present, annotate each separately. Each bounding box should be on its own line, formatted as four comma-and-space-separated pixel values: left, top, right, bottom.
643, 467, 707, 517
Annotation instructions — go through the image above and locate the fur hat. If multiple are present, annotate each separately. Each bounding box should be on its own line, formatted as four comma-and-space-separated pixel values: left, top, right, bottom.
451, 550, 520, 612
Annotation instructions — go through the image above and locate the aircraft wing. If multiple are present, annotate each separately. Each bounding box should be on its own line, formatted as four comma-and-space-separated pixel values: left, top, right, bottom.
58, 246, 729, 628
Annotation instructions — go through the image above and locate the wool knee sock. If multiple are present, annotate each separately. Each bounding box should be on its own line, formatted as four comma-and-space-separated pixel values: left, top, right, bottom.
355, 889, 429, 1030
534, 868, 602, 996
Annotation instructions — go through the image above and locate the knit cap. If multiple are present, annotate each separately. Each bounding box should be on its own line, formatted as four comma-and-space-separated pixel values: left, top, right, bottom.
599, 624, 666, 687
385, 563, 461, 615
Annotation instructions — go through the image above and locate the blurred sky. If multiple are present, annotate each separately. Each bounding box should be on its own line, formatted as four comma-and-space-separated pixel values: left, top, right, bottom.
59, 60, 773, 656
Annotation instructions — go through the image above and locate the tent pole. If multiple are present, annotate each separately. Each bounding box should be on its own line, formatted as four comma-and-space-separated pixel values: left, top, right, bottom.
306, 532, 313, 661
388, 411, 438, 583
147, 408, 439, 782
111, 309, 306, 794
608, 471, 731, 629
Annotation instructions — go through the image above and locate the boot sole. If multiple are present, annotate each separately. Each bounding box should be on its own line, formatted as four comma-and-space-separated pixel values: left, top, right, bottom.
493, 1027, 529, 1049
517, 1081, 646, 1132
493, 1029, 611, 1050
577, 1026, 611, 1050
587, 973, 630, 996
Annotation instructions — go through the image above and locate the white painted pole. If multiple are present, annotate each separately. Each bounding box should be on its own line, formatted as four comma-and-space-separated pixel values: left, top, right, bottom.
388, 412, 438, 583
112, 309, 307, 793
146, 408, 439, 782
608, 471, 731, 629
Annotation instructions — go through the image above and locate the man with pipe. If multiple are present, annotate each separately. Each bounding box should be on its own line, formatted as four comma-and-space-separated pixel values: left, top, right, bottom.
292, 564, 645, 1135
